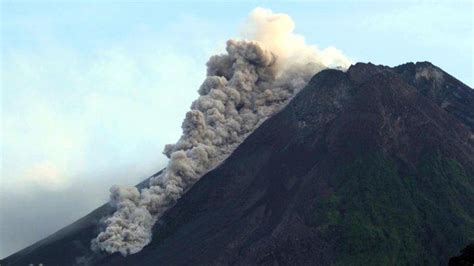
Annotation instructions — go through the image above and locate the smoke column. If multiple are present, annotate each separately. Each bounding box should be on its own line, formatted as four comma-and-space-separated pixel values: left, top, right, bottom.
91, 7, 351, 256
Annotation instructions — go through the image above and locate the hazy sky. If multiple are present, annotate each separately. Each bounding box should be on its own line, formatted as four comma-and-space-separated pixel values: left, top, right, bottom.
1, 0, 472, 258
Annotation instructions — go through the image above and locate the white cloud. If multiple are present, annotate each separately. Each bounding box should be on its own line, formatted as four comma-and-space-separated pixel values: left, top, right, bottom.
24, 161, 70, 191
1, 34, 208, 191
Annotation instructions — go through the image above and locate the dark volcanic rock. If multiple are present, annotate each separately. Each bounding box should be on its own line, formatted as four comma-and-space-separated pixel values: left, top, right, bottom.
394, 62, 474, 130
449, 243, 474, 266
2, 62, 473, 266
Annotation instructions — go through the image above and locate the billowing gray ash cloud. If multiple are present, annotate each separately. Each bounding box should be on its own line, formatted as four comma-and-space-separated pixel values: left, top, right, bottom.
91, 7, 351, 256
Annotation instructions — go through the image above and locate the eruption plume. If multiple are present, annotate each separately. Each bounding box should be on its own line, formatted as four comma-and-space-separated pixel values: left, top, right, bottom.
91, 7, 351, 256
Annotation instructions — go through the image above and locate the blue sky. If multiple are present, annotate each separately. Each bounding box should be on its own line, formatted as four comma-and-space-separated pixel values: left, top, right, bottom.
1, 0, 473, 258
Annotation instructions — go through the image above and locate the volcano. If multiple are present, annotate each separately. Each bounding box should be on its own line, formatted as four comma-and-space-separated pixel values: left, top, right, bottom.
2, 62, 473, 266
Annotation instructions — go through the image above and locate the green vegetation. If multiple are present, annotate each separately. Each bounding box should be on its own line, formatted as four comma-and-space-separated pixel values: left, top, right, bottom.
307, 151, 474, 265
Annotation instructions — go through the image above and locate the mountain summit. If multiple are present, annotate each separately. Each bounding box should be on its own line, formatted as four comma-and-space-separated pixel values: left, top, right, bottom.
2, 62, 473, 266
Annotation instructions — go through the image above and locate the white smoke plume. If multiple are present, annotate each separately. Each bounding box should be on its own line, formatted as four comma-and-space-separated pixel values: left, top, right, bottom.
91, 7, 351, 256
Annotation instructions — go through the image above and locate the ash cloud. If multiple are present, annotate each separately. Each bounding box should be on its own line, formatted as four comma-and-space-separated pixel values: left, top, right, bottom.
91, 7, 351, 256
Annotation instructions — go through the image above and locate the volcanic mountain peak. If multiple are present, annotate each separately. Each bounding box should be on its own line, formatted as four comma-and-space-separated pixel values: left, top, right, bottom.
395, 62, 474, 130
2, 62, 473, 266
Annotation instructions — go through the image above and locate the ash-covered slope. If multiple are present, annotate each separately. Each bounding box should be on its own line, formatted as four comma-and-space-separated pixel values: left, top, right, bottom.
3, 62, 473, 265
0, 172, 162, 266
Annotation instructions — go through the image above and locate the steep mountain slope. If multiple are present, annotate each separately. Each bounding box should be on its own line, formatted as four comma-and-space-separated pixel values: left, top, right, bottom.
2, 62, 473, 266
394, 62, 474, 130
